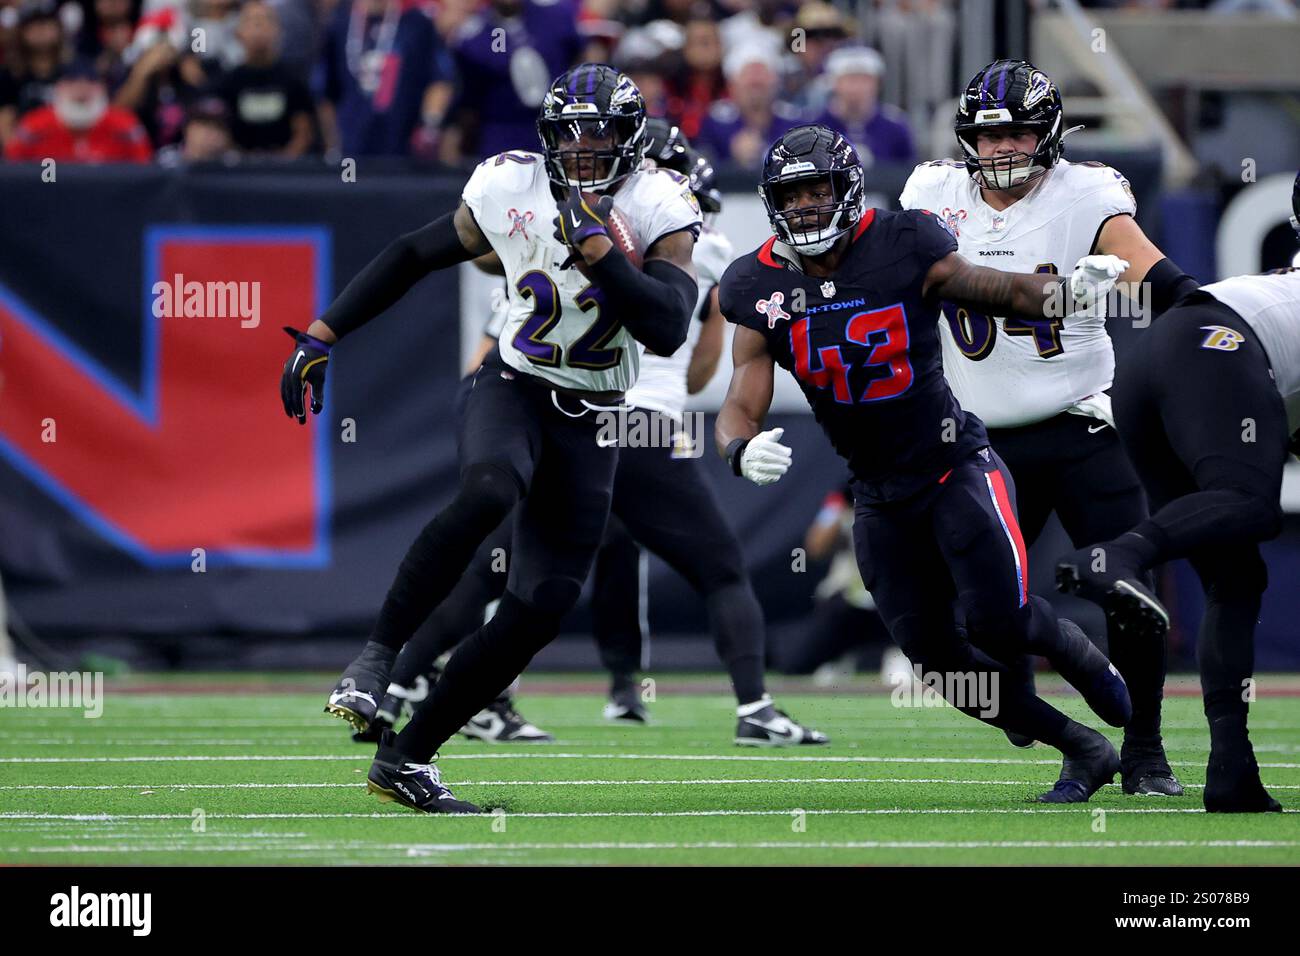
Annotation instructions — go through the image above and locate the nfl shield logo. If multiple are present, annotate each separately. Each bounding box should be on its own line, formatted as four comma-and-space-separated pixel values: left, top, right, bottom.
820, 281, 836, 298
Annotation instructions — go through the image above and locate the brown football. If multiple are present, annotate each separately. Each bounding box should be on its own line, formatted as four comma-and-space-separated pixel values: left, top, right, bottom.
583, 191, 642, 269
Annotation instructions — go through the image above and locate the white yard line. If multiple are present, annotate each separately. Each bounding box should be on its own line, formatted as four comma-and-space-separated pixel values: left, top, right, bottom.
5, 839, 1297, 856
2, 806, 1267, 822
2, 751, 1297, 769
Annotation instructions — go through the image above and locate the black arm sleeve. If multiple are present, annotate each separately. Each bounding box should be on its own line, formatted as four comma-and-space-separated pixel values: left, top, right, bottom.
1142, 257, 1200, 320
320, 210, 478, 338
586, 250, 698, 356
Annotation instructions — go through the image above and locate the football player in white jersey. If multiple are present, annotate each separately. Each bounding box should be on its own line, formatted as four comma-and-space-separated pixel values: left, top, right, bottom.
1059, 174, 1300, 813
900, 59, 1199, 796
279, 65, 702, 813
356, 123, 828, 747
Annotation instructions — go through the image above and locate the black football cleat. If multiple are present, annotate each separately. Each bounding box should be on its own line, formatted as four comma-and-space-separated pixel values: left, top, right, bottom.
1002, 652, 1038, 748
460, 696, 554, 742
1049, 618, 1132, 728
1203, 719, 1282, 813
366, 730, 482, 814
325, 641, 397, 733
1056, 545, 1169, 640
1120, 734, 1185, 796
603, 682, 649, 724
735, 696, 829, 747
350, 675, 432, 743
1037, 722, 1120, 803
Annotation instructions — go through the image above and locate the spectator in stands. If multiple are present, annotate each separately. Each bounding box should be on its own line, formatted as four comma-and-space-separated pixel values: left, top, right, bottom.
664, 10, 724, 140
813, 45, 915, 166
191, 0, 246, 71
696, 45, 800, 168
157, 93, 237, 164
0, 0, 68, 148
718, 0, 794, 56
444, 0, 583, 162
5, 56, 151, 160
87, 0, 137, 96
114, 30, 217, 148
264, 0, 318, 81
217, 0, 314, 157
315, 0, 455, 157
782, 0, 849, 114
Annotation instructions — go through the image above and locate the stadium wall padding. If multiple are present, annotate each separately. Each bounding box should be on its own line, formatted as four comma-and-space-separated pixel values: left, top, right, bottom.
2, 161, 1297, 669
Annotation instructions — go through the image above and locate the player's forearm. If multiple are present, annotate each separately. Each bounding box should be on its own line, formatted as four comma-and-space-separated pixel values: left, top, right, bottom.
714, 399, 761, 459
319, 212, 475, 339
585, 252, 696, 356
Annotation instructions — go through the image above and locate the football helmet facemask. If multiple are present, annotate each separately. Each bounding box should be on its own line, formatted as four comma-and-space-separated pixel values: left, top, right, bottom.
955, 59, 1072, 191
538, 64, 647, 193
759, 124, 864, 257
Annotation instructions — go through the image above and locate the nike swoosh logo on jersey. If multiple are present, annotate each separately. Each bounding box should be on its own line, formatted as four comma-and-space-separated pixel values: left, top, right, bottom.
1087, 423, 1107, 434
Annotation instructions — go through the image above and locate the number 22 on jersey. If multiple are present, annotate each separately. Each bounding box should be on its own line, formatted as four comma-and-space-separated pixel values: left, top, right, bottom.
511, 271, 624, 371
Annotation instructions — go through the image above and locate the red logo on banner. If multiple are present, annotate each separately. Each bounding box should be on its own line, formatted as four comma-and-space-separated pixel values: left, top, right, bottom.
0, 227, 332, 567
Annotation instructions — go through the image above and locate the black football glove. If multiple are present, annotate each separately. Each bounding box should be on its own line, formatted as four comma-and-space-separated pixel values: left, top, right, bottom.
280, 326, 331, 424
553, 185, 614, 250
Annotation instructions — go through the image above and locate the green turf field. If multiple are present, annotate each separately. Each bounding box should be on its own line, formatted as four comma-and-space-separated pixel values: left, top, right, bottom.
2, 674, 1297, 866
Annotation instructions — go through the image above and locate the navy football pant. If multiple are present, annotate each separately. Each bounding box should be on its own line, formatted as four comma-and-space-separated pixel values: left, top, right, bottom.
390, 412, 769, 707
394, 351, 617, 760
987, 412, 1163, 737
1111, 299, 1287, 730
853, 448, 1080, 747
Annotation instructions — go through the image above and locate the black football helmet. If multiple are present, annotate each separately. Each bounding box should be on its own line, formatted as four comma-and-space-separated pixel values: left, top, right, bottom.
537, 64, 647, 193
759, 124, 864, 256
642, 118, 723, 214
955, 59, 1068, 190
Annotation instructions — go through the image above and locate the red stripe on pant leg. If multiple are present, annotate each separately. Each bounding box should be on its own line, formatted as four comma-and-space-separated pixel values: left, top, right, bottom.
988, 468, 1029, 605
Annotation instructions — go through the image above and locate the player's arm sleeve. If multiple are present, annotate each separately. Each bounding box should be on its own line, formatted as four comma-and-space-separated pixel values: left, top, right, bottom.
318, 210, 479, 338
587, 234, 698, 356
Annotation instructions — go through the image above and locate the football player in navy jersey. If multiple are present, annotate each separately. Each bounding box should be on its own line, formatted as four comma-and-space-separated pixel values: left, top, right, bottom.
716, 124, 1135, 803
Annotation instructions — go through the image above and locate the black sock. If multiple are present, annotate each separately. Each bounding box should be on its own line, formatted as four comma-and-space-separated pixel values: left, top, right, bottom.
1198, 592, 1259, 732
1107, 571, 1167, 739
395, 592, 557, 761
706, 581, 766, 704
609, 670, 636, 696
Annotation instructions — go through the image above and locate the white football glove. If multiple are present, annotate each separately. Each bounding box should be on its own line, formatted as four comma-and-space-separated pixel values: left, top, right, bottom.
739, 427, 792, 486
1068, 254, 1129, 309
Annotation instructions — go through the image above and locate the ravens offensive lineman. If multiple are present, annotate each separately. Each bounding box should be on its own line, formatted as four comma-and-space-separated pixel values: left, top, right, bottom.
717, 124, 1135, 803
1059, 174, 1300, 813
357, 120, 828, 747
900, 60, 1198, 795
280, 65, 701, 812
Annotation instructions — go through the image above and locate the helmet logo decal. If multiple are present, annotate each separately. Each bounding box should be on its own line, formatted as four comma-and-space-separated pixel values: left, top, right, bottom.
780, 161, 817, 177
1023, 71, 1052, 110
756, 292, 791, 329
